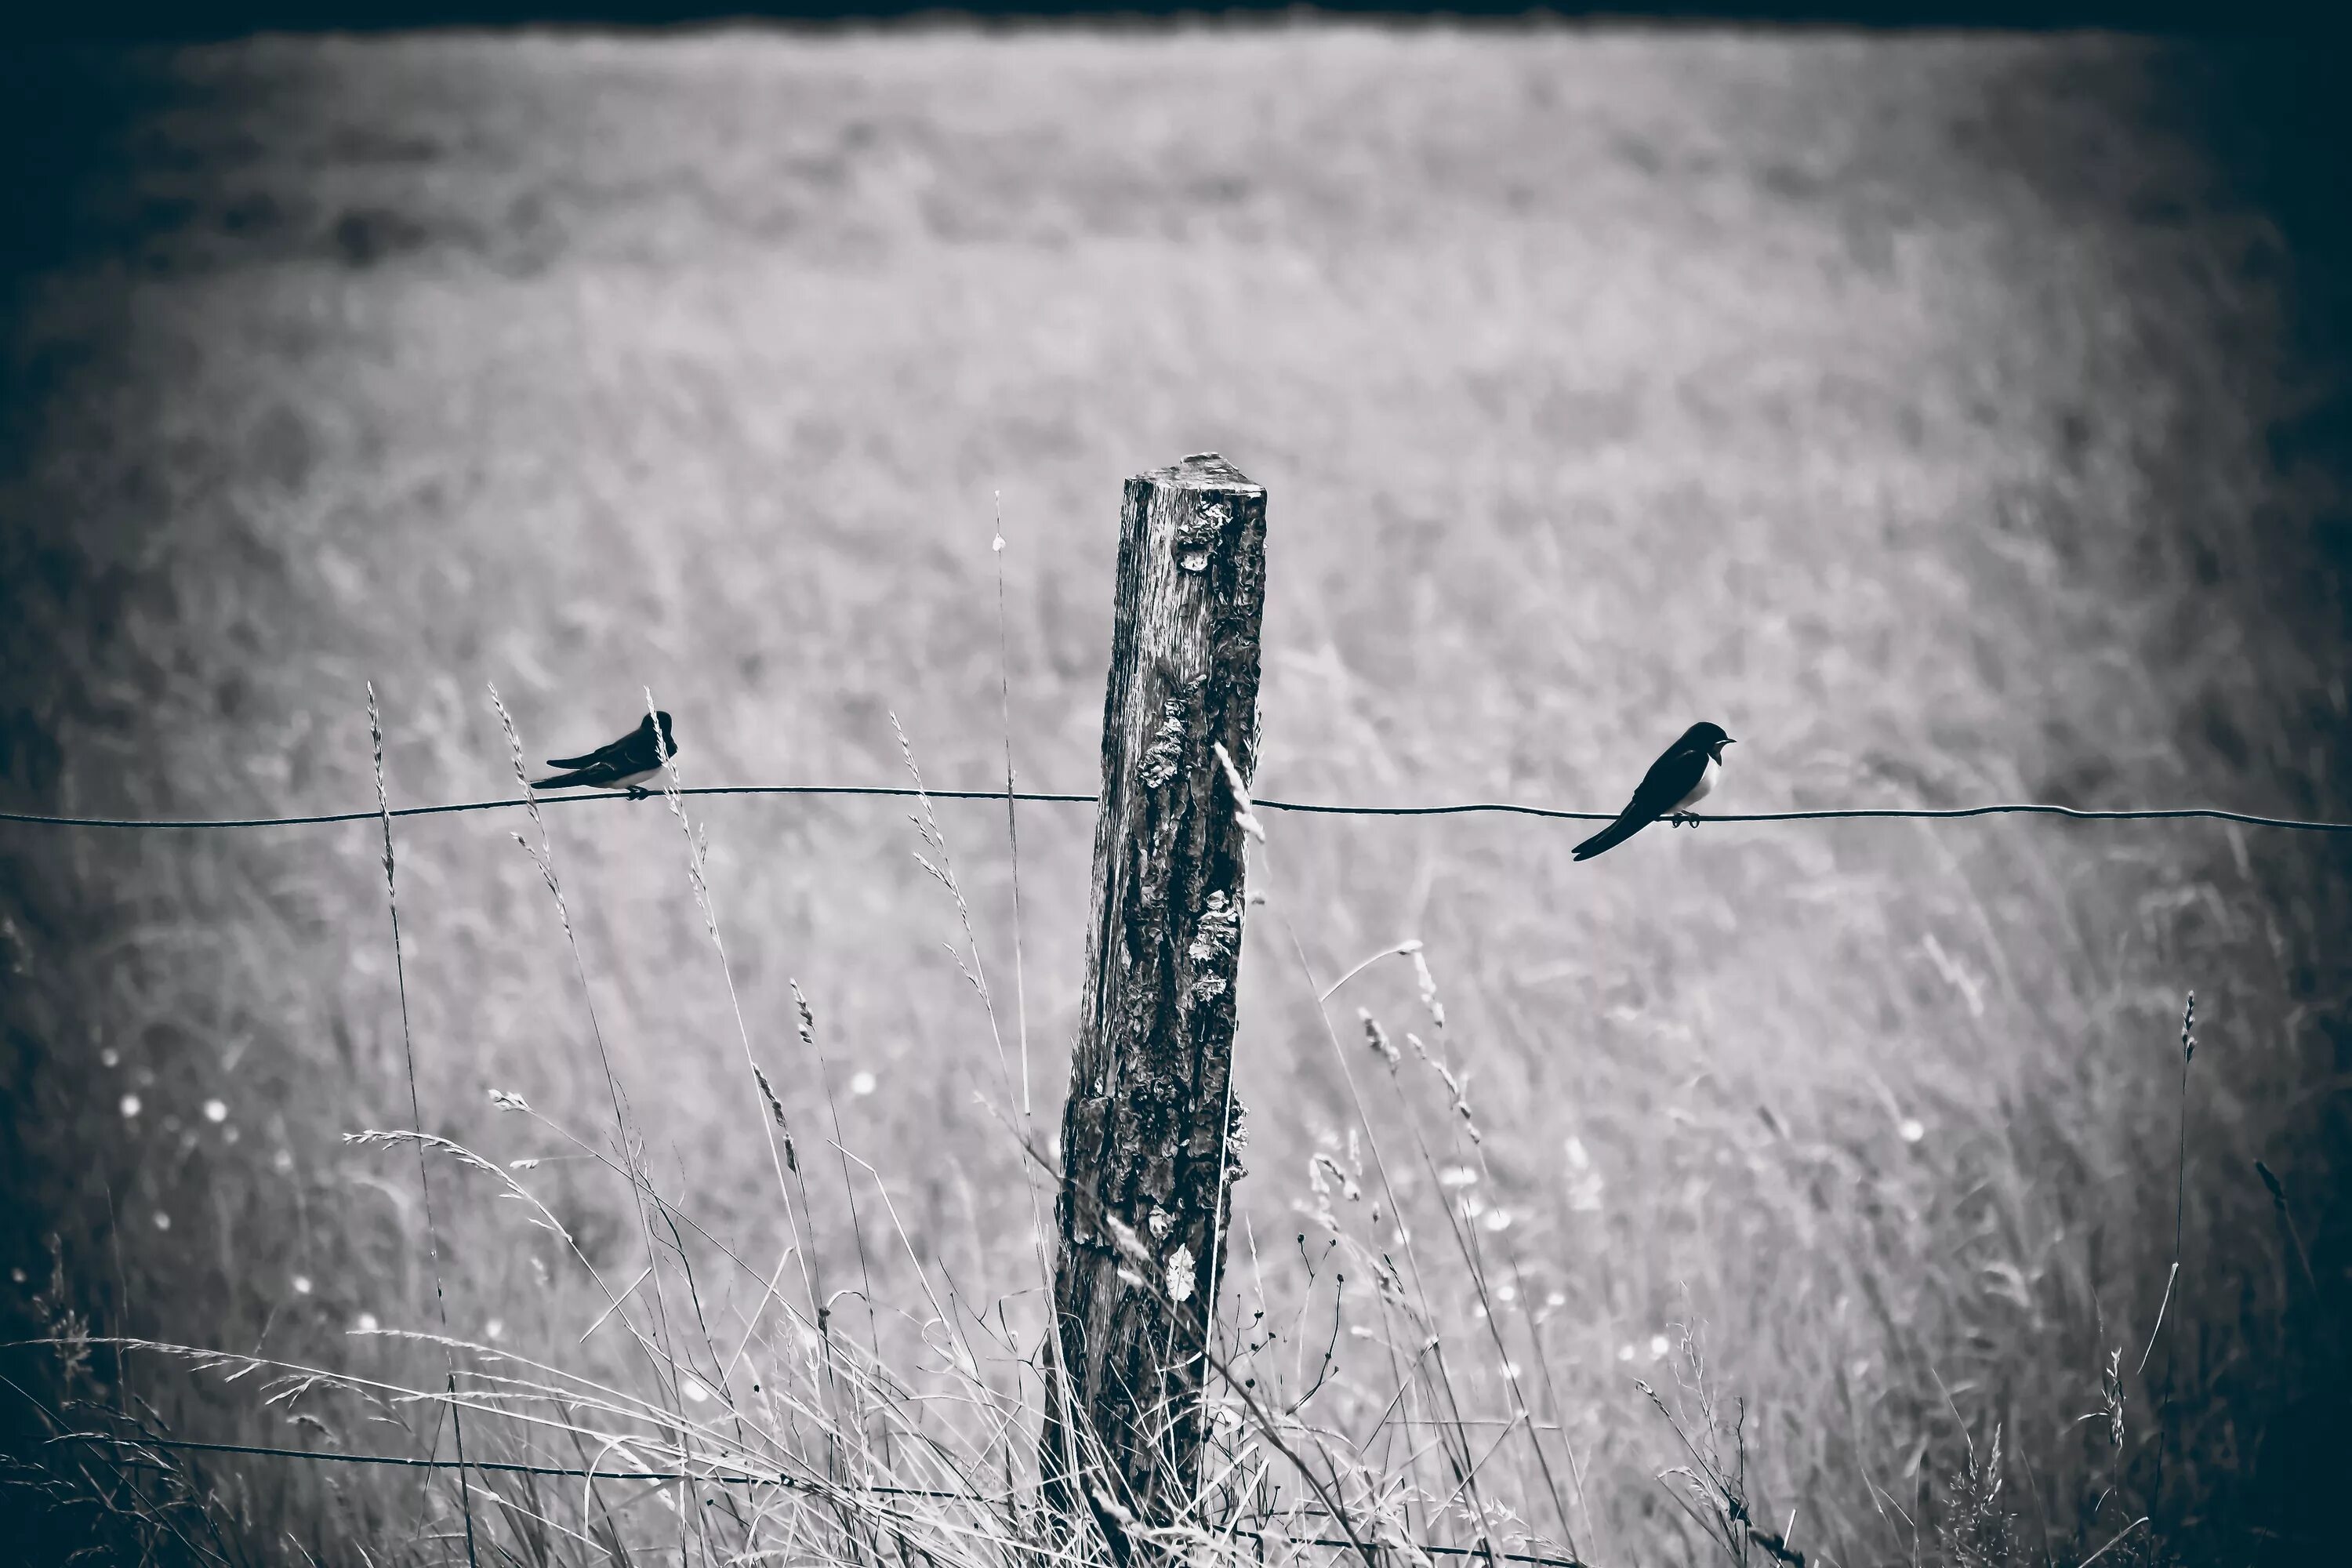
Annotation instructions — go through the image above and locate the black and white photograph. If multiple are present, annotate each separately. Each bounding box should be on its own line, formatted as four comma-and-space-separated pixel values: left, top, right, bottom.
1, 3, 2343, 1564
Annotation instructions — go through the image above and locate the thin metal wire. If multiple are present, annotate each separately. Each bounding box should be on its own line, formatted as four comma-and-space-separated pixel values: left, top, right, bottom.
60, 1432, 968, 1496
2, 785, 2347, 834
64, 1434, 1591, 1566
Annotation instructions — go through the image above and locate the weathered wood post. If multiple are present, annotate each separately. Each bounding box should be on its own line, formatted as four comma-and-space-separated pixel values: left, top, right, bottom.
1044, 453, 1267, 1556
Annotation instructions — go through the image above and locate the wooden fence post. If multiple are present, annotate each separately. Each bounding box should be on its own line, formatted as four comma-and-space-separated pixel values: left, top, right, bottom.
1044, 453, 1268, 1556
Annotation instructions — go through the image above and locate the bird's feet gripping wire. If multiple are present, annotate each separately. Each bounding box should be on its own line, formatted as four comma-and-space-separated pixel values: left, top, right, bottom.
626, 786, 652, 800
1670, 811, 1702, 828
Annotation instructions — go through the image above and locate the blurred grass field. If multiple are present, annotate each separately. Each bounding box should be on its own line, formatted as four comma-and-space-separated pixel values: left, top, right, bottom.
2, 20, 2347, 1566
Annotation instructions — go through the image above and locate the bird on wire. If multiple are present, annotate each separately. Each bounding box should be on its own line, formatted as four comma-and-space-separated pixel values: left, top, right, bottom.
532, 711, 677, 798
1572, 721, 1736, 861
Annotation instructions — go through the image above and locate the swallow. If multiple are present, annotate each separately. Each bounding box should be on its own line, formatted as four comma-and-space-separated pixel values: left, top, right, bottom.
532, 711, 677, 798
1572, 721, 1735, 862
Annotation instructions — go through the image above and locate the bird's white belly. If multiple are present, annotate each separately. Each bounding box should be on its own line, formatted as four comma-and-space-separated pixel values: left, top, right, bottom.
597, 768, 662, 791
1675, 757, 1717, 811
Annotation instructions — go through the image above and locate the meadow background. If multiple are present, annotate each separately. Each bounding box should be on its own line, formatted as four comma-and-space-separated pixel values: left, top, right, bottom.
1, 20, 2347, 1566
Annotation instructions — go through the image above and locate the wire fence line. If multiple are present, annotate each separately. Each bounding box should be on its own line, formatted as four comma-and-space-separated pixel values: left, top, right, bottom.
61, 1431, 983, 1496
64, 1433, 1594, 1568
3, 784, 2350, 834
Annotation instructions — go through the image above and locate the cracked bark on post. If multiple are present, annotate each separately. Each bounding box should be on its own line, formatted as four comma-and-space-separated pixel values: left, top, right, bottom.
1043, 453, 1266, 1558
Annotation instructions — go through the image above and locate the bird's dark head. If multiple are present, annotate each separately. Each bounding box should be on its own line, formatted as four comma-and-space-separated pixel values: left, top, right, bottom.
644, 711, 677, 752
1682, 721, 1735, 763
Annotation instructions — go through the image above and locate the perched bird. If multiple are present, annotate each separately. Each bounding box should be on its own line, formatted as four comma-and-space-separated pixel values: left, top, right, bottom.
1572, 721, 1736, 862
532, 711, 677, 797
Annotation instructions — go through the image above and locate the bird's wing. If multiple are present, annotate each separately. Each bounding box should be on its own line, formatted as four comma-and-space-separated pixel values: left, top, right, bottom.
544, 733, 636, 771
1623, 746, 1708, 820
616, 729, 663, 771
535, 741, 659, 788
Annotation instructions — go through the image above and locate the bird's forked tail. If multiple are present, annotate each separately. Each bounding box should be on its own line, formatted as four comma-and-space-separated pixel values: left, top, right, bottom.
1572, 813, 1649, 862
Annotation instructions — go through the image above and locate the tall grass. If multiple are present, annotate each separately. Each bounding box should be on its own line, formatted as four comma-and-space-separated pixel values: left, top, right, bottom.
16, 674, 2244, 1568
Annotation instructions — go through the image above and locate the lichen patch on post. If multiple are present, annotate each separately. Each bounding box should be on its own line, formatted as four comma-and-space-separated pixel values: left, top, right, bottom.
1174, 499, 1229, 573
1186, 888, 1243, 1000
1166, 1243, 1196, 1304
1139, 699, 1187, 789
